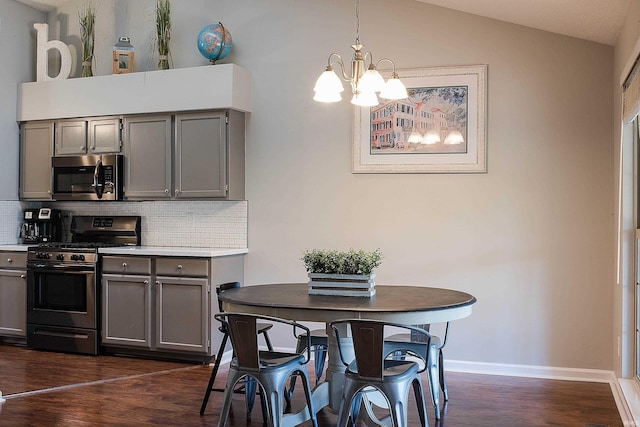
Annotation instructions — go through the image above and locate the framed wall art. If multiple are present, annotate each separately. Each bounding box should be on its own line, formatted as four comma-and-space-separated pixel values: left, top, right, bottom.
353, 64, 487, 173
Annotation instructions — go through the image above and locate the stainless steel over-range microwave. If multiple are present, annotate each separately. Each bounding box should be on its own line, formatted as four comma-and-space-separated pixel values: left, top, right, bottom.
51, 154, 123, 201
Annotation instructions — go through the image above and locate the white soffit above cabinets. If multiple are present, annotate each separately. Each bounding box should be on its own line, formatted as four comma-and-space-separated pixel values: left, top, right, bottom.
415, 0, 630, 45
14, 0, 631, 45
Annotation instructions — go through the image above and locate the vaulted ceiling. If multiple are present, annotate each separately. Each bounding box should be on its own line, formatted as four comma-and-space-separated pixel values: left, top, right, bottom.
14, 0, 632, 45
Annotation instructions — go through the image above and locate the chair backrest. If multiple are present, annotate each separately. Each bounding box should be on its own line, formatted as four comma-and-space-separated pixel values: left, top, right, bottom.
216, 281, 240, 312
215, 312, 312, 371
331, 319, 432, 380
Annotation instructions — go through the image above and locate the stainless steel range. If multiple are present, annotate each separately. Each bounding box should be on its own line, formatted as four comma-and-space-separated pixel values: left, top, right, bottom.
26, 216, 141, 355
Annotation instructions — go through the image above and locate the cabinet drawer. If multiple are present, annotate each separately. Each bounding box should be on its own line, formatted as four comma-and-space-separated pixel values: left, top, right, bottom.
156, 258, 209, 277
0, 252, 27, 269
102, 256, 151, 275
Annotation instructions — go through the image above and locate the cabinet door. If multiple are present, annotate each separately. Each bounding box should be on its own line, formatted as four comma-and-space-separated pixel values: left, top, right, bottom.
123, 115, 172, 199
20, 121, 53, 200
175, 111, 227, 199
155, 276, 209, 353
89, 117, 122, 154
0, 270, 27, 337
55, 119, 88, 156
102, 274, 152, 348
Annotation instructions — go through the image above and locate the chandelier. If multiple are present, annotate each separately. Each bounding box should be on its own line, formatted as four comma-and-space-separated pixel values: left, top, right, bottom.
313, 0, 408, 107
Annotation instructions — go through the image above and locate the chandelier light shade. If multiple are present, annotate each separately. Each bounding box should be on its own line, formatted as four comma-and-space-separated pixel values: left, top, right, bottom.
313, 0, 408, 107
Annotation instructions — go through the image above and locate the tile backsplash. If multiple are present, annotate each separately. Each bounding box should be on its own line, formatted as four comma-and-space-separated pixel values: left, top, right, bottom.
0, 201, 24, 243
1, 200, 247, 248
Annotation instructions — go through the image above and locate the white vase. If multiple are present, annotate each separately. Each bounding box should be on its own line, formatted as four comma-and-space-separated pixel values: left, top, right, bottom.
307, 273, 376, 297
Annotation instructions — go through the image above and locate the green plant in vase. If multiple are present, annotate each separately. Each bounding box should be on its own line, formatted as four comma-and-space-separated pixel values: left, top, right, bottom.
156, 0, 171, 70
78, 3, 95, 77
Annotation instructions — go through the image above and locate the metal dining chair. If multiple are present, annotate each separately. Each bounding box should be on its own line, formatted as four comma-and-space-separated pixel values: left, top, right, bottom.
383, 322, 450, 420
330, 319, 430, 427
216, 312, 318, 427
199, 282, 274, 419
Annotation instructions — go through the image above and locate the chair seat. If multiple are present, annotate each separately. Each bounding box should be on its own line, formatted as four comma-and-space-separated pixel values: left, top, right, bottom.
258, 351, 306, 367
347, 358, 419, 380
385, 332, 442, 349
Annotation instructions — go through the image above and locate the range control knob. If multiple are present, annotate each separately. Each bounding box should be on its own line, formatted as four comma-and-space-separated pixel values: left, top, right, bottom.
56, 254, 64, 261
70, 254, 86, 261
36, 252, 51, 260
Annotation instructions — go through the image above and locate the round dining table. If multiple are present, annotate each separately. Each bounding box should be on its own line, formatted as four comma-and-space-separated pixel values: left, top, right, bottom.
218, 283, 477, 426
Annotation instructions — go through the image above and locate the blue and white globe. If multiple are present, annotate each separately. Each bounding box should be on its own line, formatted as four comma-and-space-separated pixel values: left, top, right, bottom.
197, 23, 233, 64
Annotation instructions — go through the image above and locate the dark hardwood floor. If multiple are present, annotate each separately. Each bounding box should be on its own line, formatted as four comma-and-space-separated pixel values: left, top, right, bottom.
0, 343, 624, 426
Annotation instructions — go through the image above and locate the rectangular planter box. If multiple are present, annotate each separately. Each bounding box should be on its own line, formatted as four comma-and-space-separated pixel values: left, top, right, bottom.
308, 273, 376, 297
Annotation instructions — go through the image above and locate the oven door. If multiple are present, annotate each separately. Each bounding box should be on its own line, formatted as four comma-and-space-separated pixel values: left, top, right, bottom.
27, 264, 97, 329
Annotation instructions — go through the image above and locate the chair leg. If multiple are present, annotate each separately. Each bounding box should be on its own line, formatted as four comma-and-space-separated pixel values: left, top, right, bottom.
200, 332, 229, 415
411, 377, 429, 427
217, 369, 244, 427
298, 367, 318, 427
244, 376, 258, 420
428, 345, 441, 420
313, 345, 327, 384
285, 336, 306, 403
439, 348, 448, 401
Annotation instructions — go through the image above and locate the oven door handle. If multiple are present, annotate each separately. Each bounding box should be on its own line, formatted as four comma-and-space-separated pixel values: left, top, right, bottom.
27, 264, 94, 273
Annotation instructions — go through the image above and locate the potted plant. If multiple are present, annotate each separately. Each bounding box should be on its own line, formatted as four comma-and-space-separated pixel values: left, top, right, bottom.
155, 0, 171, 70
302, 248, 383, 297
78, 3, 96, 77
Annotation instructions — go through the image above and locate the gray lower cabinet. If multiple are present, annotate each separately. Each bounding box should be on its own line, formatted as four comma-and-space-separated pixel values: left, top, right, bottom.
101, 255, 214, 357
20, 121, 54, 200
102, 273, 152, 348
0, 252, 28, 337
155, 276, 208, 353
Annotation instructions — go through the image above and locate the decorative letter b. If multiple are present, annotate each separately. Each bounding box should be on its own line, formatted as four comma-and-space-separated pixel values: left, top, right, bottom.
34, 23, 72, 81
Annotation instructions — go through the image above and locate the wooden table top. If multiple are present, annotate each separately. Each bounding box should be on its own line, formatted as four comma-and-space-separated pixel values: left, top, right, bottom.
219, 283, 477, 323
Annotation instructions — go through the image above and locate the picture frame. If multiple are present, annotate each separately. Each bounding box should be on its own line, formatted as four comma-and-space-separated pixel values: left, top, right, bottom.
353, 64, 487, 173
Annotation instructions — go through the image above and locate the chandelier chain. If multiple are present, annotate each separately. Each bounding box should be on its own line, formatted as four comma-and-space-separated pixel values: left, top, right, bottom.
355, 0, 360, 44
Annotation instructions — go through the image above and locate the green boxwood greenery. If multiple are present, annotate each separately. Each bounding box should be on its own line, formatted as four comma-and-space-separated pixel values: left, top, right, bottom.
302, 248, 383, 275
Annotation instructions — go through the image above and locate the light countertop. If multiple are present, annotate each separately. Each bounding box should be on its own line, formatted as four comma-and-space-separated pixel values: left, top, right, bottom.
98, 246, 248, 257
0, 244, 248, 258
0, 244, 32, 252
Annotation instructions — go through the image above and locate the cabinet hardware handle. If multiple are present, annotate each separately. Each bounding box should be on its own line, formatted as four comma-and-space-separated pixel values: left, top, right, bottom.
177, 264, 183, 270
164, 189, 169, 194
175, 189, 180, 195
155, 281, 160, 285
122, 262, 128, 268
20, 274, 25, 279
143, 280, 149, 285
7, 258, 12, 263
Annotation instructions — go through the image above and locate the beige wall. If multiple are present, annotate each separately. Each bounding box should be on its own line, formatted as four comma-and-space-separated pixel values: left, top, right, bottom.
24, 0, 615, 369
613, 0, 640, 378
0, 1, 44, 200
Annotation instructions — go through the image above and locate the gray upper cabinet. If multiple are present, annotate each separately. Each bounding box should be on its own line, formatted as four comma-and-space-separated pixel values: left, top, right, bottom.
55, 117, 121, 156
20, 121, 53, 200
175, 111, 227, 199
123, 115, 172, 199
124, 110, 245, 201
